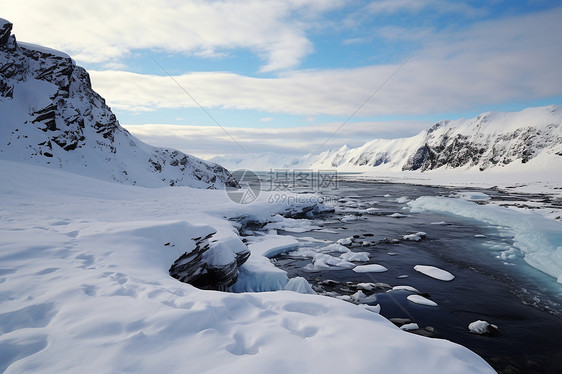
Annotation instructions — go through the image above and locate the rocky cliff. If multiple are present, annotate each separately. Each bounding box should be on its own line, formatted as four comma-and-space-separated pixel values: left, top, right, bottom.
0, 18, 237, 189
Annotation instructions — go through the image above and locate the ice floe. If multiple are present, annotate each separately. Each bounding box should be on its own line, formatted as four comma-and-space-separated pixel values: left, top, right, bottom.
353, 264, 388, 273
391, 285, 420, 293
414, 265, 455, 281
407, 295, 438, 307
340, 251, 370, 262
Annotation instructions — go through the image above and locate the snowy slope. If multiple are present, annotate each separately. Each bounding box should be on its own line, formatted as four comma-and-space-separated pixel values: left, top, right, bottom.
0, 19, 236, 189
304, 106, 562, 173
0, 159, 495, 374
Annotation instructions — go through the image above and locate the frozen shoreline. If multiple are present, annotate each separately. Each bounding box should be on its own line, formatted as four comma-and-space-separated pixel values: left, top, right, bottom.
338, 170, 562, 222
0, 159, 495, 374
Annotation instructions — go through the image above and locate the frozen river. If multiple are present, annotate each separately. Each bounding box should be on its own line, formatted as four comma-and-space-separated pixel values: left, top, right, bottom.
264, 180, 562, 374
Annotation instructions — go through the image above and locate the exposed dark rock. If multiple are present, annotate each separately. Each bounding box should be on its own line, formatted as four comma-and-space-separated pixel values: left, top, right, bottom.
169, 232, 251, 291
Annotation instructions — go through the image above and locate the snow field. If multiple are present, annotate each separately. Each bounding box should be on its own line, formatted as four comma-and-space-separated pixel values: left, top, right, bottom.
0, 160, 495, 373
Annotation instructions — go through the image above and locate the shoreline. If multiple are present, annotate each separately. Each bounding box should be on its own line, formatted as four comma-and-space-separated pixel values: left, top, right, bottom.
336, 171, 562, 222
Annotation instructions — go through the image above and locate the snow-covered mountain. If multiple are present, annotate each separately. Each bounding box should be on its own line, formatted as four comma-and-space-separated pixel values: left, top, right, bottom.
304, 106, 562, 173
0, 19, 237, 189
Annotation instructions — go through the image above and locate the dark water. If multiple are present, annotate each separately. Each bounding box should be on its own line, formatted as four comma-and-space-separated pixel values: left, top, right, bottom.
269, 181, 562, 374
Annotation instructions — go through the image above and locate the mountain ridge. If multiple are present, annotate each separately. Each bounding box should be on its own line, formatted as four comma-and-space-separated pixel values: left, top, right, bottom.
0, 18, 237, 189
302, 105, 562, 173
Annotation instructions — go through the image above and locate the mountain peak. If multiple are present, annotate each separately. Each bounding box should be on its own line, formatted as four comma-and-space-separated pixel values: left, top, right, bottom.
0, 19, 237, 189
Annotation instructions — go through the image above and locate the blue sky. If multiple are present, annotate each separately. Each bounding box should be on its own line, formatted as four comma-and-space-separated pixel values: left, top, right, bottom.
3, 0, 562, 158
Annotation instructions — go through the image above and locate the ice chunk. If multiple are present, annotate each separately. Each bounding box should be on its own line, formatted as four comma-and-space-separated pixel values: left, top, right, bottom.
351, 290, 366, 302
341, 214, 361, 222
468, 320, 498, 334
356, 282, 376, 291
407, 295, 438, 307
365, 207, 380, 214
340, 251, 370, 262
391, 285, 420, 293
284, 277, 316, 294
304, 253, 356, 271
320, 243, 350, 253
388, 213, 408, 218
401, 323, 420, 331
353, 264, 388, 273
403, 232, 427, 241
414, 265, 455, 281
396, 196, 411, 204
337, 237, 353, 246
457, 191, 491, 201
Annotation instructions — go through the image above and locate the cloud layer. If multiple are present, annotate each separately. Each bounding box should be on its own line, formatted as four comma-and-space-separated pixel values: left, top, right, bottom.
3, 0, 342, 72
123, 119, 430, 159
87, 7, 562, 117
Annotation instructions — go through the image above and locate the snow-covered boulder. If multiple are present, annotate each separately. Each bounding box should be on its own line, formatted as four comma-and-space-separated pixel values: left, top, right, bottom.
0, 18, 237, 189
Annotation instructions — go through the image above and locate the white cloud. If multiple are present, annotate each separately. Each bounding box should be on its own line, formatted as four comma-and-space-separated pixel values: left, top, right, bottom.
1, 0, 342, 71
123, 120, 430, 159
88, 7, 562, 117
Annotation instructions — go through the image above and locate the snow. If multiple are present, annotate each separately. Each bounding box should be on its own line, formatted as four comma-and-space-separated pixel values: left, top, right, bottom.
18, 41, 71, 59
359, 304, 382, 313
0, 159, 496, 374
353, 264, 388, 273
409, 196, 562, 283
414, 265, 455, 281
407, 295, 438, 307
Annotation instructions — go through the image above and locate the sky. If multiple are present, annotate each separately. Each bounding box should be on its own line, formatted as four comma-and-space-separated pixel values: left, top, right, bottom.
2, 0, 562, 160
